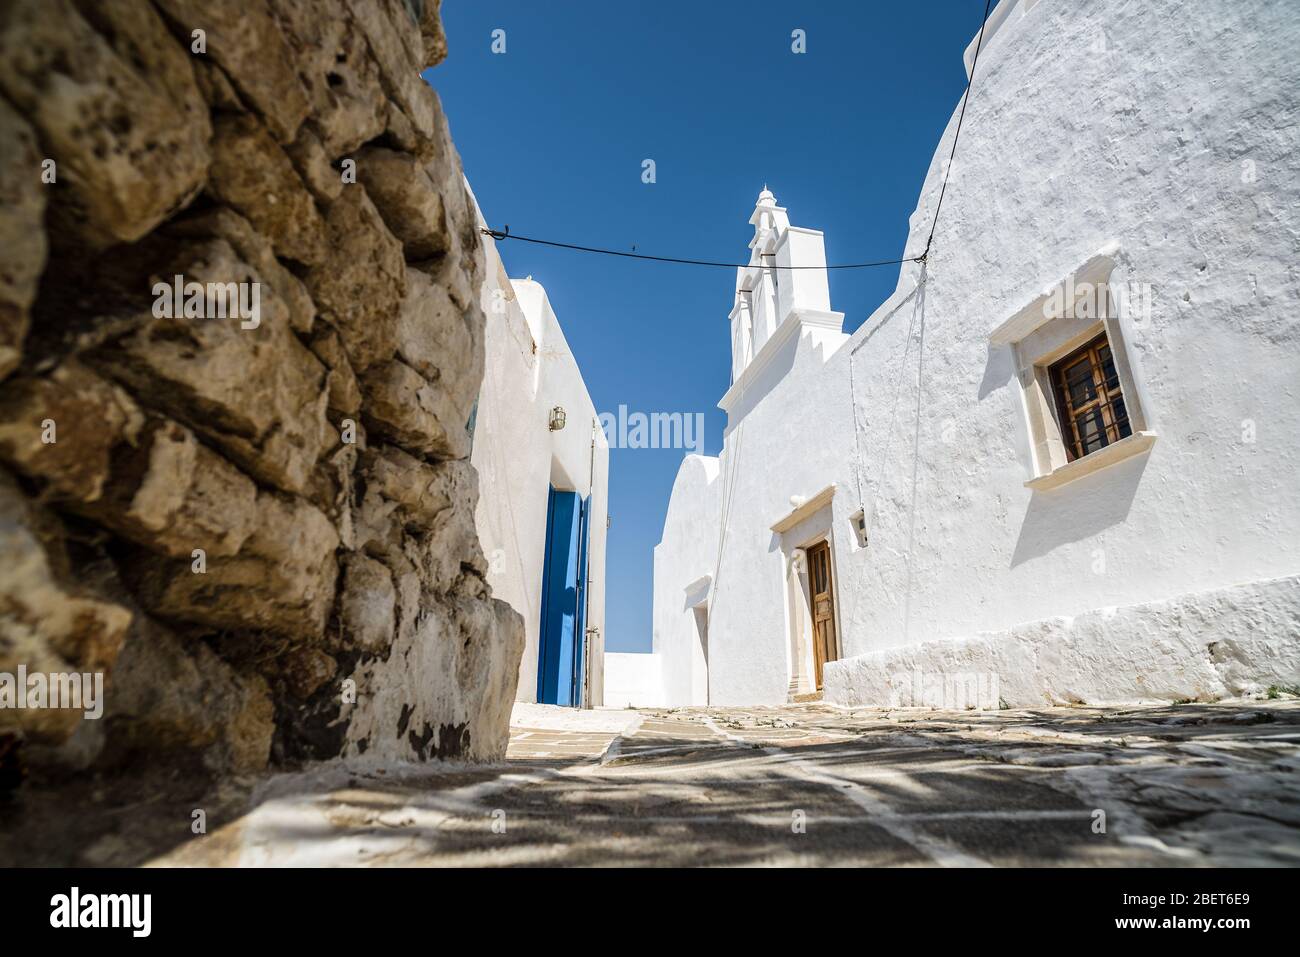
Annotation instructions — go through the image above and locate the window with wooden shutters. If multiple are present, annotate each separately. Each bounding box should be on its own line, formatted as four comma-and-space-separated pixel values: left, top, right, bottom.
1049, 333, 1132, 462
990, 250, 1156, 490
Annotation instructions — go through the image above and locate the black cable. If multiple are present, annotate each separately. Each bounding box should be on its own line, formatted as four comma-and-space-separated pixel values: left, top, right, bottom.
482, 0, 995, 272
923, 0, 995, 259
481, 227, 922, 270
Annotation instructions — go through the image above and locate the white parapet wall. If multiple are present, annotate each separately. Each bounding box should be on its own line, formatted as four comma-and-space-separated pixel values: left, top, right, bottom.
825, 575, 1300, 709
603, 652, 666, 709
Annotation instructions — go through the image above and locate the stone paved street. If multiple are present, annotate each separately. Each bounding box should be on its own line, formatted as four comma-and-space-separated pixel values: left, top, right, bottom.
138, 699, 1300, 867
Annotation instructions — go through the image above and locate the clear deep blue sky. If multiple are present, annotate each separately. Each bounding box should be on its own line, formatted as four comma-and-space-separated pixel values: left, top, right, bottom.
425, 1, 985, 652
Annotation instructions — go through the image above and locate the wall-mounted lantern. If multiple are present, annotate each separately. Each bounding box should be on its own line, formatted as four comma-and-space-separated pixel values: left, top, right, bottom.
548, 406, 567, 431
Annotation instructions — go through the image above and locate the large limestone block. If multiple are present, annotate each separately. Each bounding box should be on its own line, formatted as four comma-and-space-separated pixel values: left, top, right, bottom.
191, 56, 243, 112
165, 207, 316, 335
342, 0, 439, 145
207, 115, 329, 268
422, 238, 481, 317
342, 592, 524, 763
357, 147, 448, 260
0, 365, 261, 560
287, 129, 345, 206
350, 476, 406, 559
0, 473, 132, 744
305, 327, 363, 417
416, 463, 486, 595
0, 98, 47, 381
301, 438, 359, 552
125, 492, 340, 640
423, 94, 477, 251
103, 616, 273, 772
152, 0, 309, 144
417, 0, 449, 69
350, 447, 468, 575
304, 188, 407, 372
87, 420, 259, 560
403, 85, 477, 287
467, 596, 528, 759
397, 267, 482, 425
337, 553, 397, 654
0, 361, 143, 504
267, 0, 388, 157
90, 238, 332, 496
278, 646, 338, 701
360, 359, 470, 460
362, 445, 455, 529
407, 111, 485, 355
0, 0, 209, 248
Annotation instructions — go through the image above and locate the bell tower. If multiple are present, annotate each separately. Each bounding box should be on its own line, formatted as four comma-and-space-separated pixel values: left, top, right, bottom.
722, 187, 845, 422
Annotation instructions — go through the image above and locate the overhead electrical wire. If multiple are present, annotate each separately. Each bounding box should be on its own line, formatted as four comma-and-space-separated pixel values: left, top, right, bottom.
480, 0, 995, 274
479, 227, 920, 270
479, 6, 999, 659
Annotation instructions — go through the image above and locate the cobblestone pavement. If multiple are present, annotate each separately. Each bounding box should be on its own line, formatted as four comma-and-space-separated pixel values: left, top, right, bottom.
138, 699, 1300, 867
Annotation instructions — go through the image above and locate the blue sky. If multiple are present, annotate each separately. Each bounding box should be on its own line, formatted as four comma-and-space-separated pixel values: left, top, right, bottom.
425, 1, 986, 652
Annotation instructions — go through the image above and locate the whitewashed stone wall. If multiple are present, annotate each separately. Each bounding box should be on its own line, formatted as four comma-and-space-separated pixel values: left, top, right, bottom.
652, 455, 721, 705
651, 0, 1300, 707
827, 575, 1300, 708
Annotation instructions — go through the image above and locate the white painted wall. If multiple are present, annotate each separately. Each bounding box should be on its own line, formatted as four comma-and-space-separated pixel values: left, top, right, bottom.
469, 185, 610, 706
648, 0, 1300, 707
603, 652, 664, 708
652, 454, 722, 704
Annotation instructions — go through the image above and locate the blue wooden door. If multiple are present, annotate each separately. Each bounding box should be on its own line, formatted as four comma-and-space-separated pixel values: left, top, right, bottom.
537, 488, 588, 706
573, 495, 591, 702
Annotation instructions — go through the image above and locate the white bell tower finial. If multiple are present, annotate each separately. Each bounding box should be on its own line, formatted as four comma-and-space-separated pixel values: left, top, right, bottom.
724, 185, 839, 396
750, 186, 783, 248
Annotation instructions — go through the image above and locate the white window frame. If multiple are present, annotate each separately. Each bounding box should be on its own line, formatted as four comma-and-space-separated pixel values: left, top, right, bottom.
991, 247, 1156, 491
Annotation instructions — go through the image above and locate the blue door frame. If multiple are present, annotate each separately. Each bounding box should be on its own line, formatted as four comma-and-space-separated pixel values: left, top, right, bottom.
537, 488, 590, 706
573, 494, 590, 699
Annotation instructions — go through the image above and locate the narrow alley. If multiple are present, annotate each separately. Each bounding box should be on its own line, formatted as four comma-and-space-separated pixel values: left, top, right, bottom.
151, 700, 1300, 867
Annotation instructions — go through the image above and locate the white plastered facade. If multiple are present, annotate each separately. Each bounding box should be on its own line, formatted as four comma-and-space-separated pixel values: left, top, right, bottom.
627, 0, 1300, 708
469, 186, 610, 706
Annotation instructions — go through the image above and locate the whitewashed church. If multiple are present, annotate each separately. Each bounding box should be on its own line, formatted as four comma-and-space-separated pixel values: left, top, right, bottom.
604, 0, 1300, 709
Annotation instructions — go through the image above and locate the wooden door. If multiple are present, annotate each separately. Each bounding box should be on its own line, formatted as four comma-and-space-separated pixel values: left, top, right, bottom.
807, 540, 838, 689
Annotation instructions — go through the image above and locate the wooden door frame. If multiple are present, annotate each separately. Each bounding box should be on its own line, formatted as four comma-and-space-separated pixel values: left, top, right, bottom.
804, 538, 840, 689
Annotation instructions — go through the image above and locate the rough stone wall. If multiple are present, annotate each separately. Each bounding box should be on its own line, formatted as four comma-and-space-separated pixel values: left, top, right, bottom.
0, 0, 523, 782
